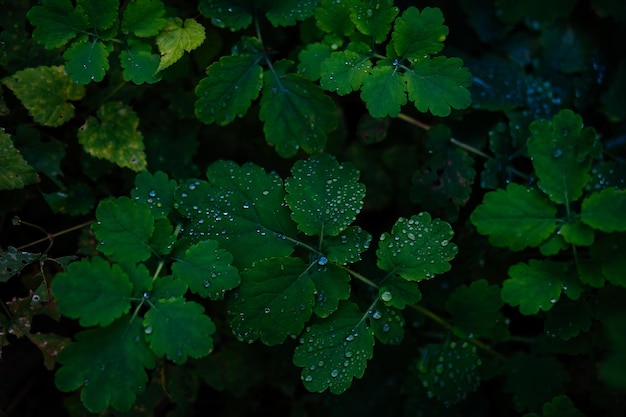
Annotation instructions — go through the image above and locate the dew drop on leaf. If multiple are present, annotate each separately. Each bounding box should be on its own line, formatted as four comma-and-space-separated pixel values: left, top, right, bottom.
381, 291, 393, 302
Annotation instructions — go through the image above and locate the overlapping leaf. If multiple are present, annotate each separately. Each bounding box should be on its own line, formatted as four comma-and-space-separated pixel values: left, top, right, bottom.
51, 257, 133, 326
0, 246, 40, 282
92, 197, 155, 263
320, 48, 372, 95
309, 263, 351, 318
528, 110, 599, 205
174, 160, 297, 268
376, 213, 457, 281
119, 42, 161, 84
285, 154, 365, 237
171, 240, 240, 300
471, 184, 558, 251
323, 226, 372, 265
368, 304, 404, 345
581, 187, 626, 232
293, 302, 374, 394
265, 0, 318, 27
122, 0, 166, 37
55, 317, 155, 413
360, 63, 406, 117
195, 54, 263, 125
446, 279, 507, 338
198, 0, 254, 30
131, 170, 177, 220
78, 102, 146, 170
391, 7, 447, 59
27, 0, 89, 49
228, 257, 315, 345
143, 298, 216, 364
156, 18, 205, 71
544, 299, 592, 340
63, 38, 111, 84
378, 276, 422, 309
1, 66, 85, 127
349, 0, 398, 43
0, 130, 38, 190
315, 0, 353, 35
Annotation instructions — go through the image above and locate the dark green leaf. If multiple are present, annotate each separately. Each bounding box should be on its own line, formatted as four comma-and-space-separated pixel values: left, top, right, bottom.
77, 0, 118, 31
195, 54, 263, 126
131, 170, 178, 220
298, 42, 333, 81
543, 395, 586, 417
265, 0, 319, 27
63, 38, 111, 84
285, 153, 365, 236
42, 182, 95, 215
378, 276, 422, 309
368, 304, 404, 345
293, 301, 374, 394
323, 226, 372, 265
120, 42, 161, 84
198, 0, 253, 30
544, 299, 592, 340
470, 184, 558, 251
228, 257, 315, 345
0, 129, 38, 190
376, 213, 457, 281
309, 263, 351, 318
92, 197, 154, 264
27, 0, 88, 49
445, 279, 506, 338
590, 234, 626, 287
144, 298, 215, 363
51, 257, 132, 326
349, 0, 398, 43
360, 63, 406, 118
171, 240, 240, 300
55, 317, 155, 412
581, 187, 626, 232
315, 0, 353, 35
122, 0, 166, 37
320, 49, 372, 95
391, 7, 448, 59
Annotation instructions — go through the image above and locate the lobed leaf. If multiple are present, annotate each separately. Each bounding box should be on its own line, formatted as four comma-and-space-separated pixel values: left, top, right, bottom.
376, 213, 457, 281
228, 257, 316, 345
0, 130, 38, 190
391, 7, 448, 60
298, 42, 333, 81
119, 42, 161, 84
51, 257, 132, 327
404, 56, 472, 117
360, 63, 406, 118
27, 0, 89, 49
174, 160, 297, 268
0, 246, 40, 283
309, 264, 351, 318
195, 54, 263, 126
143, 298, 216, 364
581, 187, 626, 232
320, 49, 372, 95
349, 0, 398, 43
2, 66, 85, 127
285, 153, 365, 236
156, 17, 205, 71
293, 301, 374, 394
77, 0, 118, 31
502, 260, 577, 315
323, 226, 372, 265
55, 317, 155, 413
527, 109, 599, 205
445, 279, 506, 338
259, 69, 337, 157
122, 0, 167, 37
417, 338, 482, 407
78, 101, 146, 170
315, 0, 353, 35
590, 234, 626, 287
368, 304, 404, 345
131, 170, 177, 220
378, 276, 422, 309
198, 0, 254, 31
63, 38, 111, 84
171, 240, 240, 300
470, 183, 558, 251
92, 197, 154, 263
542, 395, 586, 417
265, 0, 319, 27
544, 299, 592, 340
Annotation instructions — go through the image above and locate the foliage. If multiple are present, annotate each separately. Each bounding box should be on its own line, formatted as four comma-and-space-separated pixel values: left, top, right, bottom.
1, 1, 626, 416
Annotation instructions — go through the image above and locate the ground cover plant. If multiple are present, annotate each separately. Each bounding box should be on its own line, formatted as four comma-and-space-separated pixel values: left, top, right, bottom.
1, 0, 626, 416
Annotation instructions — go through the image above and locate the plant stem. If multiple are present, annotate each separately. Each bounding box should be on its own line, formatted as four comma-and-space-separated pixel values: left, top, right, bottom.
337, 264, 380, 289
16, 220, 95, 251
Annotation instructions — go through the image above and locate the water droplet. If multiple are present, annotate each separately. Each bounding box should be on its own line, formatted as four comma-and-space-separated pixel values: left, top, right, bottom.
148, 190, 156, 197
304, 375, 313, 382
441, 240, 449, 247
264, 307, 271, 313
203, 280, 210, 288
552, 148, 563, 158
330, 369, 339, 378
318, 256, 328, 265
144, 326, 153, 335
381, 291, 393, 302
372, 311, 382, 320
345, 334, 354, 342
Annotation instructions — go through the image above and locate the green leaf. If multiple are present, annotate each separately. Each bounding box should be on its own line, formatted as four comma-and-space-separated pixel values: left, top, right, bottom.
143, 298, 215, 364
51, 257, 132, 327
2, 66, 85, 127
265, 0, 319, 27
544, 299, 592, 340
404, 57, 472, 117
309, 263, 351, 318
298, 42, 333, 81
171, 240, 240, 300
195, 54, 263, 126
78, 101, 146, 170
446, 279, 506, 338
417, 338, 482, 407
0, 246, 40, 282
259, 70, 337, 157
119, 42, 161, 84
360, 63, 406, 118
502, 260, 572, 315
505, 353, 569, 413
559, 218, 594, 246
131, 171, 177, 220
14, 127, 65, 184
378, 276, 422, 309
77, 0, 118, 31
198, 0, 253, 30
542, 395, 586, 417
527, 109, 599, 205
581, 187, 626, 232
470, 183, 558, 251
174, 161, 297, 268
150, 275, 187, 300
156, 17, 205, 72
148, 218, 175, 256
600, 314, 626, 390
0, 130, 38, 190
55, 317, 155, 413
323, 226, 372, 265
42, 182, 95, 215
27, 0, 89, 49
315, 0, 353, 35
391, 7, 448, 59
368, 304, 404, 345
320, 49, 372, 95
92, 197, 154, 264
285, 154, 365, 236
63, 38, 111, 84
591, 234, 626, 287
122, 0, 166, 37
376, 213, 457, 281
294, 301, 374, 394
349, 0, 398, 43
228, 257, 315, 345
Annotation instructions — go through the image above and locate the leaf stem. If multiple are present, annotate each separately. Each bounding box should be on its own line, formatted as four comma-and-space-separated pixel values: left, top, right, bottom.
337, 264, 380, 289
15, 219, 95, 252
